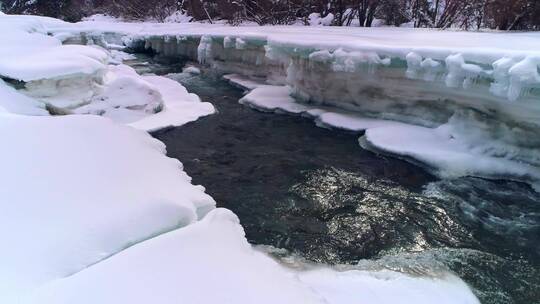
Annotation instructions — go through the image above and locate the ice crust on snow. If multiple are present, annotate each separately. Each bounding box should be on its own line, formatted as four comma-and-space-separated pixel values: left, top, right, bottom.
223, 73, 266, 90
73, 64, 164, 119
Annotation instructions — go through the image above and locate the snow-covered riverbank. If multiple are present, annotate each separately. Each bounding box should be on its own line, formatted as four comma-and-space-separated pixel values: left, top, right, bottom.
2, 12, 537, 303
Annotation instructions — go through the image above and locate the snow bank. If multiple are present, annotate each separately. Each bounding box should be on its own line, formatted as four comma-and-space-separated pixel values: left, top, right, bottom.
0, 114, 215, 301
22, 62, 215, 130
0, 114, 478, 304
25, 209, 323, 304
73, 64, 164, 122
46, 17, 540, 113
0, 80, 49, 115
128, 74, 215, 132
0, 15, 107, 82
360, 123, 540, 191
27, 208, 479, 304
0, 14, 214, 131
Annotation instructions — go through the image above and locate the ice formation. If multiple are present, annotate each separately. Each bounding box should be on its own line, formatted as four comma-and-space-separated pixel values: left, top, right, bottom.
0, 79, 49, 115
54, 20, 540, 189
0, 14, 214, 131
239, 84, 406, 132
72, 64, 214, 129
0, 13, 481, 304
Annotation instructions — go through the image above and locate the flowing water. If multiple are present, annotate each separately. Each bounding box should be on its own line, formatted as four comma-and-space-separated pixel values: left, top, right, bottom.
129, 55, 540, 304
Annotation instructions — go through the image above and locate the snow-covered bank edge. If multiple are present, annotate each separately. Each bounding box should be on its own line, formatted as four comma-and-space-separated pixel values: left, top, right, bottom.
359, 126, 540, 192
235, 79, 540, 192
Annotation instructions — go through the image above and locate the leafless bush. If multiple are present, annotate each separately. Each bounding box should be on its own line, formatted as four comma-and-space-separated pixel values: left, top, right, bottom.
1, 0, 539, 30
106, 0, 180, 21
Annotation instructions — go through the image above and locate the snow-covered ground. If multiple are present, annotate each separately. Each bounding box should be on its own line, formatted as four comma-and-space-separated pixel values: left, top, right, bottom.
3, 12, 536, 303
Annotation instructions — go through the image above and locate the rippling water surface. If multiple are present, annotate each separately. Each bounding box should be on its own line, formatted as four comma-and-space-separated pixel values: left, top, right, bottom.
131, 55, 540, 304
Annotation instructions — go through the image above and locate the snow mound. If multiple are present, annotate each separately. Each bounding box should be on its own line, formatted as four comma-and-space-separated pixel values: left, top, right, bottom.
182, 65, 201, 75
308, 13, 334, 26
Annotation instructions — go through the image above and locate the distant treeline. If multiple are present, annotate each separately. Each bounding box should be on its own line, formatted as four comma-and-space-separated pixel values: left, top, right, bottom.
1, 0, 539, 30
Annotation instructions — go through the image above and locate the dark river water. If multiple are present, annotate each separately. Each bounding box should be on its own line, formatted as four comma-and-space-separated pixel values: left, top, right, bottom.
129, 55, 540, 304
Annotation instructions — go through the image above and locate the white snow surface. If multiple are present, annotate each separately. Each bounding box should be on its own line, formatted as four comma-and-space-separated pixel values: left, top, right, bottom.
129, 73, 215, 131
27, 208, 478, 304
0, 14, 214, 131
0, 15, 107, 82
0, 80, 49, 115
361, 124, 540, 191
26, 209, 324, 304
48, 19, 540, 63
0, 114, 215, 302
71, 64, 215, 130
